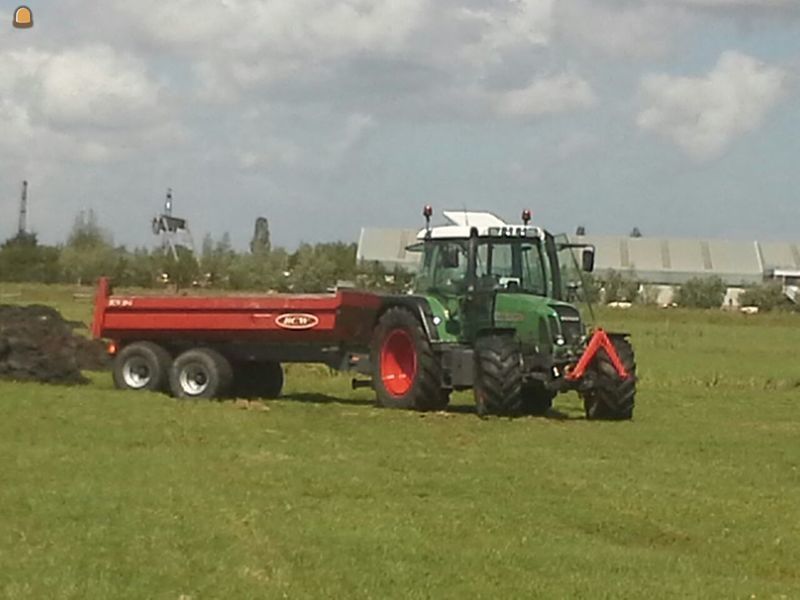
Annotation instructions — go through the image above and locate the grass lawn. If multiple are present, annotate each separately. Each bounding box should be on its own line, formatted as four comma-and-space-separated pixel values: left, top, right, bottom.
1, 285, 799, 598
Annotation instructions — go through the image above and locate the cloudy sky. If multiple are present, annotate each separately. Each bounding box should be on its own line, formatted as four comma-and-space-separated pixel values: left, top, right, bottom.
1, 1, 798, 250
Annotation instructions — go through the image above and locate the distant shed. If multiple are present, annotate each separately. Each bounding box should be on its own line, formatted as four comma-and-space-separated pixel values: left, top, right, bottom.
572, 235, 763, 286
356, 228, 421, 272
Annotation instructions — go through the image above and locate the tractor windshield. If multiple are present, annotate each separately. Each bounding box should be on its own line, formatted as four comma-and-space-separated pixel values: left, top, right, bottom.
475, 239, 548, 296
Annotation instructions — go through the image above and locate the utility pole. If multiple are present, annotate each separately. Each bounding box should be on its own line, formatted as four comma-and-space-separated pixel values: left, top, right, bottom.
18, 180, 28, 235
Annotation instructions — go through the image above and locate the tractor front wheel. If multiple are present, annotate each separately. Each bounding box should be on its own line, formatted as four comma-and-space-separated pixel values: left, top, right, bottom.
371, 307, 448, 411
474, 335, 523, 417
582, 336, 636, 420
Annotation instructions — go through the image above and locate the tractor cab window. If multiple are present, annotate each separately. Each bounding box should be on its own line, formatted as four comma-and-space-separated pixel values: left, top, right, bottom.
417, 241, 469, 293
476, 239, 547, 296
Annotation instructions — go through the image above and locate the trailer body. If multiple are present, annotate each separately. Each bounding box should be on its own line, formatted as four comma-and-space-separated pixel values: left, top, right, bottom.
92, 277, 383, 342
93, 277, 383, 371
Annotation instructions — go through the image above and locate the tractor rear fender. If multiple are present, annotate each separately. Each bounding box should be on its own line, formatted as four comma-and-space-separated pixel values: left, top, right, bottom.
566, 329, 632, 381
375, 296, 440, 342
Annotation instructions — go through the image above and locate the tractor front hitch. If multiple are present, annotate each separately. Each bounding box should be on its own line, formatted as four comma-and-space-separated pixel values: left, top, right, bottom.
565, 329, 631, 382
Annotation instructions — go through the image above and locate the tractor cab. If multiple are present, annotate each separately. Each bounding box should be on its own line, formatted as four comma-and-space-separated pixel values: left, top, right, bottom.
408, 208, 595, 356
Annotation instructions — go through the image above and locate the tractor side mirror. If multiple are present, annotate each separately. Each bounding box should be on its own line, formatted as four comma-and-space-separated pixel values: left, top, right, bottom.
581, 247, 595, 273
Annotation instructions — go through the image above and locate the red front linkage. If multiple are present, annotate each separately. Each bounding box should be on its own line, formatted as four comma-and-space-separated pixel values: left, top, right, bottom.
565, 329, 631, 381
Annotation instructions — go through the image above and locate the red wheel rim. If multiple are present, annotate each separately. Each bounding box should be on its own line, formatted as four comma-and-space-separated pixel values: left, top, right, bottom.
380, 329, 417, 397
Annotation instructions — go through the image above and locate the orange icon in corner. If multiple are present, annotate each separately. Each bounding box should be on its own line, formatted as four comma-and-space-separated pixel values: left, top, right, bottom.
13, 6, 33, 29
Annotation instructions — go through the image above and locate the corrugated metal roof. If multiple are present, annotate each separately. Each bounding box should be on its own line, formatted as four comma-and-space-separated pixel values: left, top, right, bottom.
708, 240, 762, 276
574, 235, 763, 285
759, 242, 800, 270
356, 228, 420, 270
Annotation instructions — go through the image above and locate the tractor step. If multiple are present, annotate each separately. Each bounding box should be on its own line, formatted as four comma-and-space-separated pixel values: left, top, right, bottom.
351, 378, 373, 390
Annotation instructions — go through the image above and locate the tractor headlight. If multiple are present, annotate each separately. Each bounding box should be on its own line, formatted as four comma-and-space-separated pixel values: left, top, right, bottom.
548, 315, 561, 343
550, 305, 583, 346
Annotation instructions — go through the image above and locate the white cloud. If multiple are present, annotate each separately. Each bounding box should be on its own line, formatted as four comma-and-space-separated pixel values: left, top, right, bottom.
114, 0, 428, 90
637, 51, 787, 160
459, 0, 553, 64
677, 0, 797, 9
553, 1, 683, 58
0, 45, 178, 164
39, 46, 163, 129
494, 73, 596, 118
550, 0, 800, 59
101, 0, 565, 116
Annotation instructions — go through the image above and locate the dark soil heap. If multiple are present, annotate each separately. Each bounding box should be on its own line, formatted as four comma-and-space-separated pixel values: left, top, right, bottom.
0, 305, 110, 385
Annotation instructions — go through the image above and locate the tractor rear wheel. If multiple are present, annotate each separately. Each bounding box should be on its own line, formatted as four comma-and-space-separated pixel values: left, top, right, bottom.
474, 335, 523, 417
371, 307, 448, 411
170, 347, 233, 400
582, 337, 636, 420
521, 381, 555, 415
112, 341, 171, 392
233, 361, 284, 398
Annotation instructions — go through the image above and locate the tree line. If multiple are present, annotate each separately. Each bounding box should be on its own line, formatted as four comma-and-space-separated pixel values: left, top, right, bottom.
0, 210, 412, 293
575, 270, 796, 312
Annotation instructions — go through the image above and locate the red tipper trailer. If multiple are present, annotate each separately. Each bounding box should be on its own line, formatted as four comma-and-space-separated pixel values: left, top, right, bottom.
92, 277, 385, 399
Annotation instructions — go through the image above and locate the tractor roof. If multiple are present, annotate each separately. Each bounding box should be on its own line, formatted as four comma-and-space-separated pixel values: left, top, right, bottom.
416, 210, 544, 241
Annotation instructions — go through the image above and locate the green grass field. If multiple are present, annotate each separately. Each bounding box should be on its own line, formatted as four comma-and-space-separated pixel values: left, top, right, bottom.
1, 284, 799, 598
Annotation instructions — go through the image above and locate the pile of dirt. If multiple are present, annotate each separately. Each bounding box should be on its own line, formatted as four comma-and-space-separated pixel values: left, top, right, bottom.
0, 304, 111, 385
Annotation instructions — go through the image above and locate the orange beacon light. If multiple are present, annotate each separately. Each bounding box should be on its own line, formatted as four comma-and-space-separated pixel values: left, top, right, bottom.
13, 6, 33, 29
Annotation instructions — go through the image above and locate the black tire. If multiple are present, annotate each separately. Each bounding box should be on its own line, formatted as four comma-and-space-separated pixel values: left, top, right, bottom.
474, 335, 523, 417
112, 341, 171, 392
370, 307, 448, 411
233, 361, 284, 399
582, 337, 636, 420
521, 381, 555, 416
170, 347, 233, 400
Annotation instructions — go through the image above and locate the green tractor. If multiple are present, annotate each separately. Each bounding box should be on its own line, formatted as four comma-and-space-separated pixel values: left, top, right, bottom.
366, 207, 636, 419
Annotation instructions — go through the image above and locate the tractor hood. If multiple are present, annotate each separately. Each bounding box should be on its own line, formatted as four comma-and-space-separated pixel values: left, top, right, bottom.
494, 293, 585, 350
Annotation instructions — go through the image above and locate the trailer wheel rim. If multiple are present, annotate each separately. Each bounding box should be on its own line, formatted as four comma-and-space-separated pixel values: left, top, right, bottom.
179, 363, 210, 396
380, 329, 417, 397
122, 357, 152, 389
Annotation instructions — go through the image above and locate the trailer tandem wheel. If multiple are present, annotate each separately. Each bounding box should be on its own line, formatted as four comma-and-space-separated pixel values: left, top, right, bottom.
112, 341, 172, 392
170, 347, 233, 400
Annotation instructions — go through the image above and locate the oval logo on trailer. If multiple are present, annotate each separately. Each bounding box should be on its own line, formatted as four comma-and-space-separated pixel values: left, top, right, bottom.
276, 313, 320, 330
